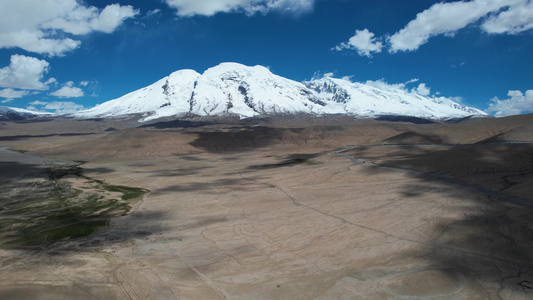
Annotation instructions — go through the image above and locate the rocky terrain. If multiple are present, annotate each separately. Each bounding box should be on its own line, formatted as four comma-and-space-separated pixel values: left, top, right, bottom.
0, 113, 532, 299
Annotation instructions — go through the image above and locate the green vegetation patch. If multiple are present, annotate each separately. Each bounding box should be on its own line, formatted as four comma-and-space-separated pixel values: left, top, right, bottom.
0, 163, 148, 249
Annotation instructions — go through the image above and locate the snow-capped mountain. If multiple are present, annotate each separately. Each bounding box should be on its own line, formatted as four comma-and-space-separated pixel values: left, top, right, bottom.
0, 106, 51, 121
74, 63, 487, 121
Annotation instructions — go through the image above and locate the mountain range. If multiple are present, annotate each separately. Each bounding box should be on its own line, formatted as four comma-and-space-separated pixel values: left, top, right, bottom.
2, 63, 488, 122
73, 63, 486, 122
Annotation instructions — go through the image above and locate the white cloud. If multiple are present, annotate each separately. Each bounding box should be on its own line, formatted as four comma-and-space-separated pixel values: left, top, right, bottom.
333, 29, 383, 57
341, 75, 354, 81
412, 83, 431, 96
147, 9, 162, 17
0, 0, 138, 56
485, 90, 533, 117
45, 77, 58, 87
165, 0, 314, 17
0, 55, 53, 90
365, 78, 438, 97
448, 96, 464, 104
50, 81, 84, 98
90, 4, 139, 33
365, 79, 408, 92
335, 0, 533, 55
0, 88, 30, 102
312, 71, 357, 82
1, 33, 81, 57
388, 0, 529, 52
29, 100, 86, 114
482, 0, 533, 34
311, 71, 334, 81
80, 81, 89, 86
30, 100, 48, 106
44, 101, 86, 113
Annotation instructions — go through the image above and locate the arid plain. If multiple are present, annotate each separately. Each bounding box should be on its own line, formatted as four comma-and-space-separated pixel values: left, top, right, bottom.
1, 114, 533, 299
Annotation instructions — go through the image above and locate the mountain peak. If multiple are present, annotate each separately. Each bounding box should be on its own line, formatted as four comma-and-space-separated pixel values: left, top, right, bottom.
207, 62, 269, 72
168, 69, 200, 79
202, 63, 274, 80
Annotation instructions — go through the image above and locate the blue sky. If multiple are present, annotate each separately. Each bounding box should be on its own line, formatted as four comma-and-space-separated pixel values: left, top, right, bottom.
0, 0, 532, 116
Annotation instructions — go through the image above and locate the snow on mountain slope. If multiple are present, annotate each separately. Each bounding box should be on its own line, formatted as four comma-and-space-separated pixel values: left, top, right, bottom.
190, 63, 325, 116
75, 69, 200, 121
76, 63, 323, 121
0, 106, 51, 121
74, 63, 487, 121
304, 77, 487, 119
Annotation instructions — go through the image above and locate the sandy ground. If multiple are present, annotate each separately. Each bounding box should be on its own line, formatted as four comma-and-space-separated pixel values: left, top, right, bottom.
1, 115, 533, 299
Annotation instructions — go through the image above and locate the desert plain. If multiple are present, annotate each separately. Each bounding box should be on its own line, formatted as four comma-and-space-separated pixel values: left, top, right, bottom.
1, 114, 533, 299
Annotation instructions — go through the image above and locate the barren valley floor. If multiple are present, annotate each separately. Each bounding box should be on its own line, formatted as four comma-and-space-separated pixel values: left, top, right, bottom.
1, 115, 533, 299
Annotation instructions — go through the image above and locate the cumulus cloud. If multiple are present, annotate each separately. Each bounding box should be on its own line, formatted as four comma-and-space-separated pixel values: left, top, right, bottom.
387, 0, 533, 52
50, 81, 84, 98
333, 29, 383, 57
337, 0, 533, 55
412, 83, 431, 96
388, 0, 520, 52
0, 0, 138, 56
40, 4, 138, 35
0, 88, 30, 103
29, 100, 86, 114
310, 71, 333, 81
485, 90, 533, 117
165, 0, 314, 17
92, 4, 139, 33
365, 79, 409, 92
364, 78, 430, 94
0, 55, 53, 90
364, 78, 446, 98
45, 77, 58, 87
482, 0, 533, 34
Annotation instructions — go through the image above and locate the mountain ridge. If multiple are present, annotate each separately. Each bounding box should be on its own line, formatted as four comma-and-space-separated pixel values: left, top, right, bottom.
0, 106, 52, 121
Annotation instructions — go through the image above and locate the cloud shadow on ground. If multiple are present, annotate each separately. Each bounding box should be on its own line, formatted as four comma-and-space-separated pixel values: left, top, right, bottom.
0, 133, 96, 142
188, 127, 288, 152
382, 131, 446, 145
247, 153, 321, 170
348, 143, 533, 295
